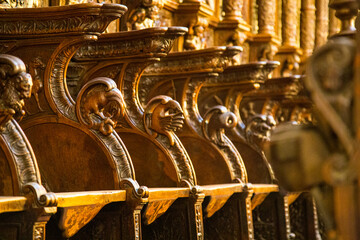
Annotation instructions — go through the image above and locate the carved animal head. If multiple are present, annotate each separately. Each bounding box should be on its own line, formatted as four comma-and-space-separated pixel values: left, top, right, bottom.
202, 105, 238, 146
144, 95, 184, 146
0, 54, 33, 125
76, 77, 125, 136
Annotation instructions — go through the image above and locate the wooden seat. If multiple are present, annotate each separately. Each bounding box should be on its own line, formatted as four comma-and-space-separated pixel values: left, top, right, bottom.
0, 4, 153, 239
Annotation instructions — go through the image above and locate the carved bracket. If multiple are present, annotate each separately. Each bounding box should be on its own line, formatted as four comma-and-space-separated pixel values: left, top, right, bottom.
76, 77, 125, 136
144, 95, 184, 146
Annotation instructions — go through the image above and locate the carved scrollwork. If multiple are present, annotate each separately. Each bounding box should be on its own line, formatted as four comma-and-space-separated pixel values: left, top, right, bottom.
0, 54, 32, 129
76, 77, 125, 136
202, 105, 238, 146
120, 178, 149, 210
202, 105, 247, 183
23, 182, 57, 208
144, 95, 184, 146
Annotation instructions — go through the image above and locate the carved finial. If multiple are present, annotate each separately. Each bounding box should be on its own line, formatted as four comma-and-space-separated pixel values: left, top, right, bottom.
127, 0, 164, 30
0, 54, 33, 129
144, 95, 184, 146
202, 105, 238, 146
76, 77, 125, 136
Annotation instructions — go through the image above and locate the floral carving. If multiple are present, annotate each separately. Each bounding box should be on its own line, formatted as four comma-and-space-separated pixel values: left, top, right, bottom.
76, 77, 125, 136
144, 95, 184, 146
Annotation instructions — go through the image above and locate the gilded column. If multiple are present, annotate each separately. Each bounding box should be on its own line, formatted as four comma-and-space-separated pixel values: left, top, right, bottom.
274, 0, 302, 77
282, 0, 298, 47
223, 0, 244, 21
257, 0, 276, 35
315, 0, 329, 48
214, 0, 251, 49
300, 0, 316, 58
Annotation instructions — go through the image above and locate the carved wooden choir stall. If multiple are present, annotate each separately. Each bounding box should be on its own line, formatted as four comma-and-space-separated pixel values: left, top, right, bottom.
0, 0, 358, 239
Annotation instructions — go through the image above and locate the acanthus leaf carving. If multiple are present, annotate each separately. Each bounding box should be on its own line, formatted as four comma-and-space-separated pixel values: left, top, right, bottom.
76, 77, 125, 136
144, 95, 184, 146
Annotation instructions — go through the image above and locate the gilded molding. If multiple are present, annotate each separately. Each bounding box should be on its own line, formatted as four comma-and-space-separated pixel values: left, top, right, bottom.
0, 3, 127, 38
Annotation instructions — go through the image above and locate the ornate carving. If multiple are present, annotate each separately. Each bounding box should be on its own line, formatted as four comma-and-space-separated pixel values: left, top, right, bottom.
202, 105, 247, 183
184, 19, 208, 50
23, 182, 57, 208
144, 47, 239, 74
92, 129, 134, 180
76, 77, 125, 136
120, 178, 149, 205
0, 4, 127, 37
0, 54, 32, 127
241, 102, 276, 149
202, 105, 237, 146
27, 57, 45, 113
189, 185, 205, 240
75, 27, 186, 60
257, 43, 278, 61
127, 0, 164, 30
280, 54, 300, 77
144, 95, 184, 146
33, 222, 46, 240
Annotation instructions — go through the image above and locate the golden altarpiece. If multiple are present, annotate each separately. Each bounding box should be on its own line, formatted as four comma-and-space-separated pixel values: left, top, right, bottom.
0, 0, 358, 239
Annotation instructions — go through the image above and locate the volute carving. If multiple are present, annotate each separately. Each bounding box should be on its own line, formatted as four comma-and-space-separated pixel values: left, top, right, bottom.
76, 77, 125, 136
144, 95, 184, 146
0, 54, 32, 128
202, 105, 237, 146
